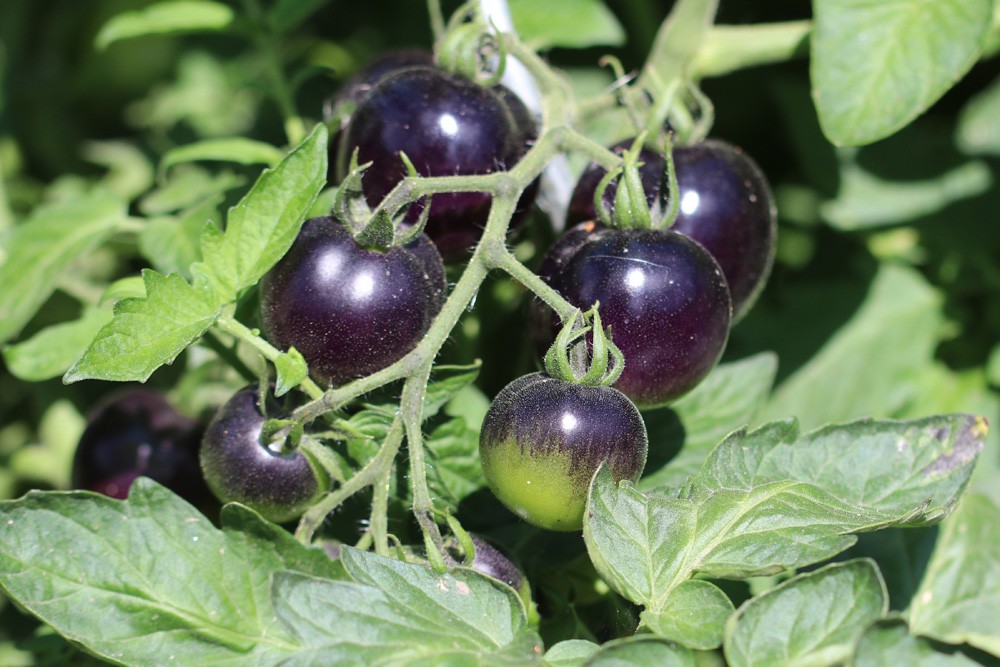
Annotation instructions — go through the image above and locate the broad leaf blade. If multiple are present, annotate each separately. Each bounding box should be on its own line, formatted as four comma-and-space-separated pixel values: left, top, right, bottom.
640, 579, 734, 650
272, 547, 542, 664
763, 265, 942, 428
0, 480, 339, 666
0, 189, 124, 343
908, 494, 1000, 656
192, 125, 327, 302
811, 0, 993, 146
161, 138, 285, 170
3, 307, 113, 381
64, 269, 220, 382
692, 415, 986, 525
95, 1, 235, 50
956, 74, 1000, 155
585, 638, 697, 666
724, 559, 888, 667
508, 0, 625, 49
640, 353, 777, 492
853, 619, 981, 666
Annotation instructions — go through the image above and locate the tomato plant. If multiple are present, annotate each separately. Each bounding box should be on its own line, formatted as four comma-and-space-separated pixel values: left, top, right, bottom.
1, 0, 999, 665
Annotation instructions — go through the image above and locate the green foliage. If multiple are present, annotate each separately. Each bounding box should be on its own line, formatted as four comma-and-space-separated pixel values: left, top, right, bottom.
1, 0, 999, 663
811, 0, 994, 146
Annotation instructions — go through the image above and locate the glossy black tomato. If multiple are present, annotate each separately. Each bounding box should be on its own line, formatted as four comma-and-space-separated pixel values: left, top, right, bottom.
567, 139, 776, 319
72, 389, 211, 505
200, 385, 325, 523
479, 373, 647, 531
260, 216, 447, 386
340, 65, 537, 260
533, 226, 731, 408
326, 49, 435, 172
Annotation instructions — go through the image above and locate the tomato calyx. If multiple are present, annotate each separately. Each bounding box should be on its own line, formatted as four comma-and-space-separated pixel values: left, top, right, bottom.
543, 305, 625, 388
594, 132, 681, 233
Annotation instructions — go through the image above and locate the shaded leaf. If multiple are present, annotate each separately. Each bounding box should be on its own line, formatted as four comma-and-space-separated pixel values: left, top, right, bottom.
3, 307, 113, 381
585, 638, 697, 666
724, 559, 888, 667
956, 74, 1000, 155
640, 579, 733, 650
853, 619, 980, 666
640, 353, 777, 492
0, 189, 124, 343
908, 494, 1000, 656
508, 0, 625, 49
161, 137, 285, 171
96, 1, 235, 50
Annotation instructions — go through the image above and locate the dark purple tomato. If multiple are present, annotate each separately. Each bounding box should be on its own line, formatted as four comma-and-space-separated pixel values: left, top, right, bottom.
341, 65, 537, 260
72, 389, 212, 505
200, 385, 324, 523
567, 139, 776, 320
260, 216, 447, 386
479, 373, 647, 531
326, 49, 435, 173
534, 226, 731, 408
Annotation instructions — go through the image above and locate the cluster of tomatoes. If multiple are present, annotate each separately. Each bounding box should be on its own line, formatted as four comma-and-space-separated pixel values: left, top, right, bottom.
73, 49, 775, 562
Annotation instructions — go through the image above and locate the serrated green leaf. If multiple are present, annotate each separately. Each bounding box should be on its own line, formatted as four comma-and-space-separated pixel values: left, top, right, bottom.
271, 547, 542, 664
763, 265, 942, 427
274, 348, 308, 397
908, 494, 1000, 656
101, 276, 148, 303
0, 480, 340, 666
95, 1, 235, 50
425, 362, 482, 417
853, 619, 981, 666
64, 269, 220, 382
640, 353, 777, 492
584, 416, 984, 633
692, 415, 985, 526
192, 125, 327, 302
508, 0, 625, 49
821, 155, 992, 230
2, 307, 112, 381
641, 579, 734, 650
586, 637, 697, 667
161, 137, 285, 171
956, 74, 1000, 155
724, 559, 888, 667
811, 0, 993, 146
0, 189, 124, 343
139, 199, 214, 277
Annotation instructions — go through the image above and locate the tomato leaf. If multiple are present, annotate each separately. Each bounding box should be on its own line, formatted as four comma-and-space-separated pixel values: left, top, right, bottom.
191, 125, 327, 303
853, 619, 981, 666
957, 74, 1000, 155
640, 353, 777, 492
0, 189, 124, 344
271, 547, 542, 664
907, 494, 1000, 656
811, 0, 993, 146
584, 415, 985, 647
95, 1, 235, 50
161, 137, 285, 171
3, 307, 113, 381
508, 0, 625, 49
424, 417, 486, 510
640, 580, 734, 650
0, 480, 339, 666
583, 638, 697, 666
724, 559, 888, 667
64, 269, 220, 382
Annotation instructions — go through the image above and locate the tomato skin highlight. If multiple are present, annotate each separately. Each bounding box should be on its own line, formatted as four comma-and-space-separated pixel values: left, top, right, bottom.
479, 373, 647, 532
